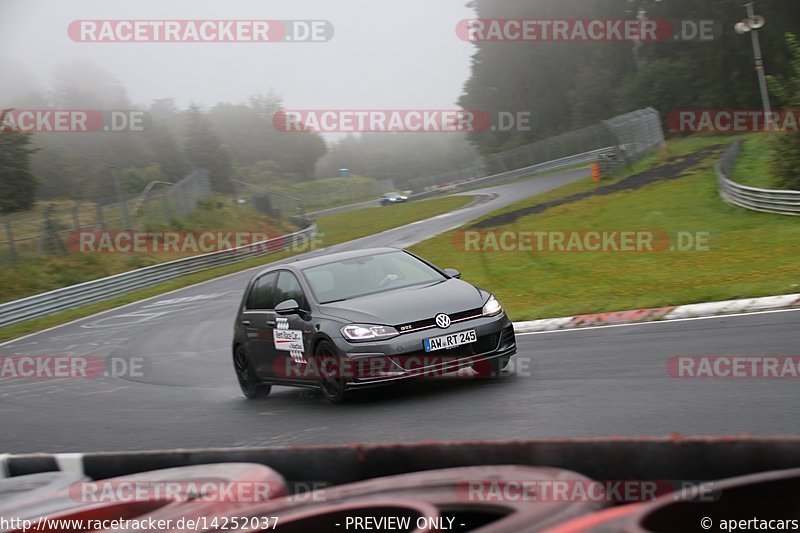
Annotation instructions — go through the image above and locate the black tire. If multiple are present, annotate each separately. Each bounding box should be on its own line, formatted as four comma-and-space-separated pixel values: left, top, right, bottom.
472, 356, 508, 379
313, 340, 348, 403
233, 344, 271, 399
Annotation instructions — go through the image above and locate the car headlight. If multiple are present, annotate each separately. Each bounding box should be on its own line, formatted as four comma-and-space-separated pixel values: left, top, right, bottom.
341, 324, 399, 342
482, 295, 503, 317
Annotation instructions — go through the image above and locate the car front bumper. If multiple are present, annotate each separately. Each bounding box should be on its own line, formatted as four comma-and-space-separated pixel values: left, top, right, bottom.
328, 314, 516, 388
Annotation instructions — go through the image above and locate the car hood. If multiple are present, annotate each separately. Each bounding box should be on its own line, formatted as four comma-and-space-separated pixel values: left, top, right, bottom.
318, 279, 488, 325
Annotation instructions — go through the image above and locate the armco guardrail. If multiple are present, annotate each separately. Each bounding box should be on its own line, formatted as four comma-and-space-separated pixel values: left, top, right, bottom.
306, 198, 381, 217
0, 148, 631, 328
717, 140, 800, 216
437, 146, 618, 193
307, 147, 619, 216
0, 220, 317, 328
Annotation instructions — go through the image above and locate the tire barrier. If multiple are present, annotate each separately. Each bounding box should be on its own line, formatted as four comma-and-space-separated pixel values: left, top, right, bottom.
540, 504, 644, 533
179, 500, 444, 533
1, 438, 799, 532
1, 463, 286, 532
0, 472, 87, 516
623, 467, 800, 532
231, 465, 607, 532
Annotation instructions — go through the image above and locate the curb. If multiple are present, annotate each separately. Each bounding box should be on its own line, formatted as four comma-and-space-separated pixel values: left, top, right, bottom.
512, 293, 800, 333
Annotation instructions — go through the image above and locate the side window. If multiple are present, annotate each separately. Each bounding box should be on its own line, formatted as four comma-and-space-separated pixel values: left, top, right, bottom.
275, 271, 308, 310
247, 272, 278, 310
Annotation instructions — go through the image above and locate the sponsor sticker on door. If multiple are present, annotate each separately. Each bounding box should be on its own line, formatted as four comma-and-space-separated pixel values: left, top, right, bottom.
274, 329, 304, 352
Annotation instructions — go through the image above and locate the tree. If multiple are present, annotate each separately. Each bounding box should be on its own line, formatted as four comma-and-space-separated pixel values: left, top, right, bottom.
208, 94, 327, 181
183, 104, 233, 192
768, 33, 800, 189
119, 164, 167, 194
458, 0, 800, 156
0, 110, 39, 214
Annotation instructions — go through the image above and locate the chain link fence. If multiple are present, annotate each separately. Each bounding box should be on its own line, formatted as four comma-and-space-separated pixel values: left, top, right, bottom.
134, 169, 211, 225
1, 169, 212, 264
231, 177, 396, 221
404, 108, 664, 193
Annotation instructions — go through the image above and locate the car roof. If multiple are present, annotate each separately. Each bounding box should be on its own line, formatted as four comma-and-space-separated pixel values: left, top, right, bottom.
256, 247, 403, 276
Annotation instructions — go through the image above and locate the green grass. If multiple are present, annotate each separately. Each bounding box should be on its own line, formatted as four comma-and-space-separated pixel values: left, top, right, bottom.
285, 176, 388, 211
470, 135, 737, 224
0, 196, 294, 305
729, 133, 779, 189
410, 135, 800, 321
452, 162, 592, 194
0, 195, 474, 342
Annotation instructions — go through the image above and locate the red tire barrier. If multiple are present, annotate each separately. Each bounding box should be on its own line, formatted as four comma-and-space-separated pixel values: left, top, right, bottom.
251, 466, 605, 532
624, 467, 800, 532
539, 504, 644, 533
5, 500, 171, 532
186, 499, 441, 533
0, 472, 87, 516
2, 463, 286, 529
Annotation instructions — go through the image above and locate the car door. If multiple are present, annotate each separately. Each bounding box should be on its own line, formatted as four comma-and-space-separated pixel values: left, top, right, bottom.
240, 271, 279, 378
271, 270, 314, 381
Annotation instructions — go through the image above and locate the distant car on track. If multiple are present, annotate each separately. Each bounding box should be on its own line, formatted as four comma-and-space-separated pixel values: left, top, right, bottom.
232, 248, 516, 402
380, 192, 409, 206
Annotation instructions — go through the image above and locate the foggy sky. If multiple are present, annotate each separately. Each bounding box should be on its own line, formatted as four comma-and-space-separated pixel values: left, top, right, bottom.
0, 0, 476, 111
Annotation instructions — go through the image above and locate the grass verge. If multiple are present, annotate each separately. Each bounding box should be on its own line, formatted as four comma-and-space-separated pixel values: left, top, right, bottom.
315, 196, 472, 244
729, 133, 778, 189
410, 134, 800, 321
0, 195, 473, 342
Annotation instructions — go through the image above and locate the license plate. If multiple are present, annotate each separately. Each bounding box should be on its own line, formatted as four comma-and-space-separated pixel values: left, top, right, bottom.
423, 330, 477, 352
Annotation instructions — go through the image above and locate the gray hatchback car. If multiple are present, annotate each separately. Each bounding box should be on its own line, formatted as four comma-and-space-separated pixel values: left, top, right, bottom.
232, 248, 516, 402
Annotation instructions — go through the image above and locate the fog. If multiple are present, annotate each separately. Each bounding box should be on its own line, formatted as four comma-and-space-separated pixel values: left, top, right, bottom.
0, 0, 475, 111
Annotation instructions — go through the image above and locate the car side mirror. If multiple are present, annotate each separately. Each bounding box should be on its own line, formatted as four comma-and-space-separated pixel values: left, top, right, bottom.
443, 268, 461, 279
275, 299, 300, 315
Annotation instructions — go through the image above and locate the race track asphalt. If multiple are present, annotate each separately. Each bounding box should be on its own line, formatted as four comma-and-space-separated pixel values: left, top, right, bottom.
1, 167, 797, 454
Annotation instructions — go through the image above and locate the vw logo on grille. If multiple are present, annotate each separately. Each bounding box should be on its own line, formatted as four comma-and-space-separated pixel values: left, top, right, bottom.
435, 313, 451, 329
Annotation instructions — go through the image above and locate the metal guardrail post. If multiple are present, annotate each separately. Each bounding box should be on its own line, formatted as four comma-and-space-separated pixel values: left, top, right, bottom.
0, 109, 668, 328
0, 219, 319, 328
716, 140, 800, 216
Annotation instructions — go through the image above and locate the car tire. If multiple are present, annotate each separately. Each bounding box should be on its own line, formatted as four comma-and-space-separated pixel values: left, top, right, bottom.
472, 356, 508, 379
313, 340, 348, 403
233, 344, 271, 399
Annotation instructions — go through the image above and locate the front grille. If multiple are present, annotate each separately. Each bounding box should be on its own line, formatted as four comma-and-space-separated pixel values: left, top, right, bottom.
395, 307, 483, 334
475, 332, 501, 354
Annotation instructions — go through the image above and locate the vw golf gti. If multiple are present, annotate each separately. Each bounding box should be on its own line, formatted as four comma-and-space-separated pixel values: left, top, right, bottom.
232, 248, 516, 402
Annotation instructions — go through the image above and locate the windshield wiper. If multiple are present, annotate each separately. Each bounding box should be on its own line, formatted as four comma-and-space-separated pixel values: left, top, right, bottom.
321, 298, 349, 304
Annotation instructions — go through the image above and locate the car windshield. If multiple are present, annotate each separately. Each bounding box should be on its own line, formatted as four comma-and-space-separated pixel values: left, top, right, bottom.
303, 251, 445, 303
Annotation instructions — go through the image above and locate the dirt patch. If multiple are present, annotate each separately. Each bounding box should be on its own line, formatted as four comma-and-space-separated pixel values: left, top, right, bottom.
470, 144, 727, 229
